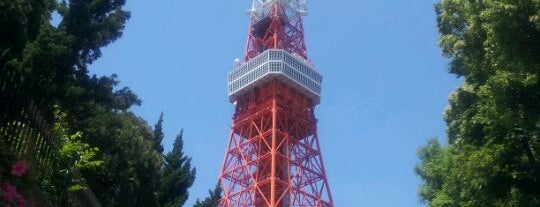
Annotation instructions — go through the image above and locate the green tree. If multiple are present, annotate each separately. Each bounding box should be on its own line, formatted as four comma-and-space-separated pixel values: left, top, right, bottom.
159, 130, 196, 207
0, 0, 133, 114
193, 183, 222, 207
0, 0, 51, 65
153, 112, 165, 154
1, 0, 204, 206
417, 0, 540, 206
1, 0, 164, 205
80, 111, 162, 206
40, 108, 104, 203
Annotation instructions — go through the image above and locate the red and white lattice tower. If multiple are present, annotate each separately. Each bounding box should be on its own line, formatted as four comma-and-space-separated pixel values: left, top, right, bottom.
220, 0, 334, 206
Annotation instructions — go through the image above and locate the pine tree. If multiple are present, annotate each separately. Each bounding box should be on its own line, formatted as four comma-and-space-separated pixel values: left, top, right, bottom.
159, 130, 196, 207
153, 112, 165, 154
193, 183, 222, 207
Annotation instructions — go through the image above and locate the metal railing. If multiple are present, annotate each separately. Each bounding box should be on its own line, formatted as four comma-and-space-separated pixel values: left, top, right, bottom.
0, 69, 101, 207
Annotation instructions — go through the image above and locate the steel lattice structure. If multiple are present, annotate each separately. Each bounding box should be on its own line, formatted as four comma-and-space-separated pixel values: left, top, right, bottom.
220, 1, 334, 206
244, 0, 308, 61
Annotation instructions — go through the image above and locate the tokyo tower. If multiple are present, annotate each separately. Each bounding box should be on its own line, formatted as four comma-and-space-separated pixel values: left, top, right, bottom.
219, 0, 334, 206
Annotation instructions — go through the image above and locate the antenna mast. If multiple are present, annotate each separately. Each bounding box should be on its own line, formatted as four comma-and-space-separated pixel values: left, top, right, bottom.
244, 0, 309, 61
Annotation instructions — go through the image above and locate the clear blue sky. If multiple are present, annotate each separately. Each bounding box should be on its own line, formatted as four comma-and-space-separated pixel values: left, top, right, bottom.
89, 0, 462, 206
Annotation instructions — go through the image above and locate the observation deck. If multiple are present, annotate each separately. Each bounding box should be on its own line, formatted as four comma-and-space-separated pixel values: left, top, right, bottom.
227, 49, 322, 104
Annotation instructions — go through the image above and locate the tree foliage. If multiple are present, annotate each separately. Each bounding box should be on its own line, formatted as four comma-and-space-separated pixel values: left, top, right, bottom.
81, 111, 162, 206
159, 130, 196, 207
193, 183, 222, 207
418, 0, 540, 206
153, 112, 165, 154
1, 0, 198, 206
39, 107, 104, 203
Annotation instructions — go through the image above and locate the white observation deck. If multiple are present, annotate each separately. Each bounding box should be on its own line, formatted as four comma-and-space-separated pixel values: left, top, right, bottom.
228, 49, 322, 104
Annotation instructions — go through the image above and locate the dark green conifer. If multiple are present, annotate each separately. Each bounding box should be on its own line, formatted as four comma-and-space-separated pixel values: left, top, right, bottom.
193, 183, 222, 207
159, 130, 196, 207
153, 112, 165, 154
